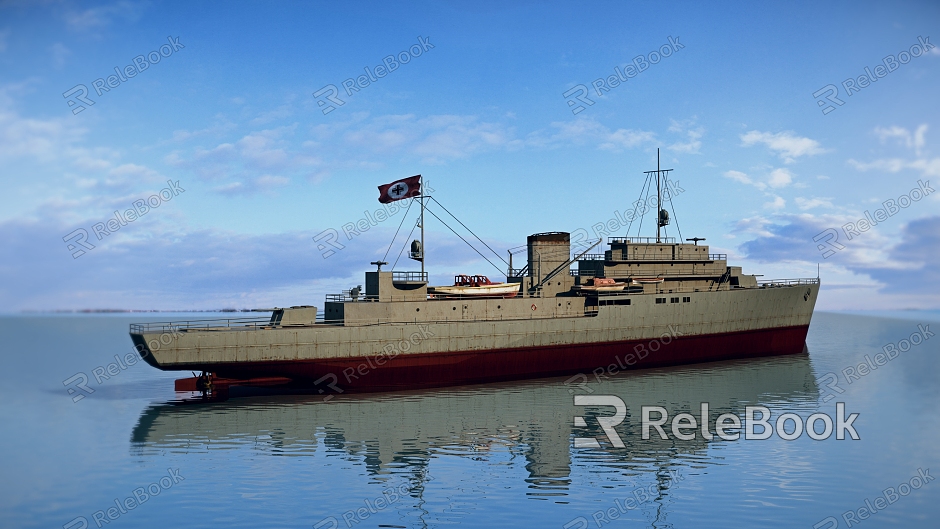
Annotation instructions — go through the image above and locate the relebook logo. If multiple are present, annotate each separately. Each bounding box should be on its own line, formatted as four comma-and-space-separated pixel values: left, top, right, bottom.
812, 35, 935, 115
62, 180, 185, 258
62, 36, 185, 115
813, 468, 934, 528
573, 396, 860, 447
312, 36, 435, 115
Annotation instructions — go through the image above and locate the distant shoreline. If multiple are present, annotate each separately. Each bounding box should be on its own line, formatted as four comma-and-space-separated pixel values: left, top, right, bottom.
16, 309, 263, 313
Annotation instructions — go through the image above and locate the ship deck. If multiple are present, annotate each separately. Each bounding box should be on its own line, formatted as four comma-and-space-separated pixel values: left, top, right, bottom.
129, 278, 818, 334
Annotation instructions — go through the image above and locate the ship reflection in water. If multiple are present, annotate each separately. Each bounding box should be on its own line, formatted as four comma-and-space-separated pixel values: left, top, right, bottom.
131, 353, 818, 526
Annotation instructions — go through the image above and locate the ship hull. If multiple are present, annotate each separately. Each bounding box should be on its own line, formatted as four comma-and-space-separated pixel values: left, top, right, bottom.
131, 281, 819, 395
133, 323, 809, 394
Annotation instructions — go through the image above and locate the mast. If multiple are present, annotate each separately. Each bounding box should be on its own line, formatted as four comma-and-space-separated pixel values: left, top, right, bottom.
656, 148, 661, 243
420, 175, 425, 277
643, 148, 673, 244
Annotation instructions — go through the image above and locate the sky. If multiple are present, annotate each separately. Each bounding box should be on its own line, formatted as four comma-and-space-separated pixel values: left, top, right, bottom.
0, 0, 938, 312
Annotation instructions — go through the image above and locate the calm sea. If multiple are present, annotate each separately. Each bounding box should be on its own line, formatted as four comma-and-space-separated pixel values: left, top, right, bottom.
1, 311, 938, 528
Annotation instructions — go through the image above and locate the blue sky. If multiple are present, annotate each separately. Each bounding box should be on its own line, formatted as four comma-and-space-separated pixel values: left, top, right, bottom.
0, 0, 938, 311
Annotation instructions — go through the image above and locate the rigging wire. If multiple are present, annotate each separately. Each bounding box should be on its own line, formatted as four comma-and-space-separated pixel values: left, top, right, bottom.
428, 197, 510, 267
382, 197, 415, 262
423, 205, 505, 276
633, 172, 653, 238
392, 218, 420, 270
665, 173, 683, 241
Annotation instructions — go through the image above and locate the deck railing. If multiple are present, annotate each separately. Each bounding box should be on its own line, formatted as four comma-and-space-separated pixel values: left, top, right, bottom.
129, 316, 275, 334
325, 293, 380, 302
758, 278, 820, 287
608, 236, 677, 244
392, 271, 428, 282
578, 252, 727, 262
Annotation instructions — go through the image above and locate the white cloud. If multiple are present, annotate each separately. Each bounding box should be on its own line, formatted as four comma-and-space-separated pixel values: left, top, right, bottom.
49, 42, 70, 68
764, 195, 786, 210
846, 124, 940, 185
741, 130, 826, 162
724, 168, 794, 191
310, 113, 522, 164
733, 215, 775, 238
215, 174, 291, 196
767, 168, 793, 188
250, 104, 295, 126
873, 124, 928, 155
0, 108, 85, 161
168, 125, 321, 190
848, 156, 940, 178
164, 119, 238, 144
795, 197, 834, 210
735, 213, 940, 308
63, 1, 146, 33
666, 118, 703, 154
526, 117, 656, 151
724, 170, 755, 186
600, 127, 657, 150
236, 129, 291, 168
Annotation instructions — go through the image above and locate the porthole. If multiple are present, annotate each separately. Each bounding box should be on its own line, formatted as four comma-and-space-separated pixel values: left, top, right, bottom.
453, 307, 456, 310
416, 308, 420, 312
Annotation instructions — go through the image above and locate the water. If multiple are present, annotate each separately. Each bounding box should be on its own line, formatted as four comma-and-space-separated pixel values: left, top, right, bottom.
1, 311, 938, 528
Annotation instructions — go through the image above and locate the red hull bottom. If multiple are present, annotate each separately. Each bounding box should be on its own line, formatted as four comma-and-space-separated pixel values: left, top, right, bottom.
174, 325, 810, 395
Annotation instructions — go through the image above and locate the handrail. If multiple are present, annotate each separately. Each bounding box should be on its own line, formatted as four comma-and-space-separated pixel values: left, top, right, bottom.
758, 278, 819, 286
608, 236, 677, 244
507, 266, 528, 277
578, 253, 727, 262
326, 293, 380, 302
392, 271, 428, 282
129, 316, 274, 334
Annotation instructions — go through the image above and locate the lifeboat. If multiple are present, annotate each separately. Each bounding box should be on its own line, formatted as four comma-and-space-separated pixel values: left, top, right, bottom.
428, 275, 520, 298
631, 277, 665, 284
573, 277, 628, 293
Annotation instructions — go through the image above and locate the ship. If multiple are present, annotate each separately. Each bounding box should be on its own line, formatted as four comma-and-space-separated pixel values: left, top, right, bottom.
129, 152, 819, 398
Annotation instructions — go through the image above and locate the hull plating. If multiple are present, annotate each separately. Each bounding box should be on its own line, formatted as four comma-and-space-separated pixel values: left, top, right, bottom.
154, 324, 809, 393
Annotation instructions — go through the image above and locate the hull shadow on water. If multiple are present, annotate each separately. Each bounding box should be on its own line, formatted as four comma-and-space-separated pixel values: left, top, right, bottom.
131, 352, 819, 501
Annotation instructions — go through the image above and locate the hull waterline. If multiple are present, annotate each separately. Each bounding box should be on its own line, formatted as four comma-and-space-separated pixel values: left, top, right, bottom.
131, 324, 810, 394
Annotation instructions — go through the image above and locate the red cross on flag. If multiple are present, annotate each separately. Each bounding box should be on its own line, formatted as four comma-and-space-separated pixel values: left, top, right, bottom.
378, 175, 422, 203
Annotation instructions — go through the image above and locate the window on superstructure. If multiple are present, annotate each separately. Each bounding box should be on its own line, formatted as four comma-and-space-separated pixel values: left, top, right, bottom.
683, 297, 691, 303
600, 298, 631, 306
656, 298, 666, 304
670, 297, 679, 303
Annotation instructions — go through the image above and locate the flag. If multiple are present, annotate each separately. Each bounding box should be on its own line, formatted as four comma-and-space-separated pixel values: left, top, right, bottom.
378, 175, 422, 203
